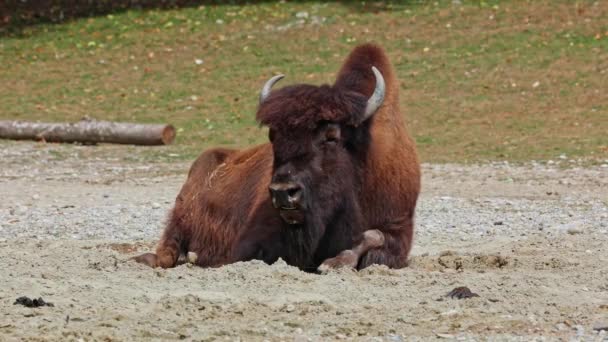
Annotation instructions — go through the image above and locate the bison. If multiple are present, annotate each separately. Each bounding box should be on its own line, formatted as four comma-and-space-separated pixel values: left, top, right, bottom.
134, 43, 420, 272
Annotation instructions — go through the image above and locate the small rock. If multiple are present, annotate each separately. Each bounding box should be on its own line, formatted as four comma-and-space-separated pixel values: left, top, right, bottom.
574, 325, 585, 337
295, 11, 309, 19
187, 252, 198, 264
151, 202, 161, 209
385, 334, 404, 342
285, 304, 295, 312
593, 321, 608, 331
32, 194, 40, 200
439, 309, 460, 316
567, 226, 584, 235
493, 221, 503, 226
195, 58, 204, 65
436, 333, 454, 339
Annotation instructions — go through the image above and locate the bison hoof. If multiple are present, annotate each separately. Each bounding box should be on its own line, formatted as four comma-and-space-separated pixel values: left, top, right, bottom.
132, 253, 158, 268
318, 250, 358, 274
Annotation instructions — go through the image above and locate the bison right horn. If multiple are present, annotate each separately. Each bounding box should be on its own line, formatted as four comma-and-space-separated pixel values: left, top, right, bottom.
361, 66, 386, 122
259, 74, 285, 105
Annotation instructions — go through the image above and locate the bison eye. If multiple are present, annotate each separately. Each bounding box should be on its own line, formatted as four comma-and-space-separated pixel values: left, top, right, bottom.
324, 125, 341, 144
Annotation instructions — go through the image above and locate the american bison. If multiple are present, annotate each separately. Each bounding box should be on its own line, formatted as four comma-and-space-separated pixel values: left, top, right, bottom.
134, 43, 420, 272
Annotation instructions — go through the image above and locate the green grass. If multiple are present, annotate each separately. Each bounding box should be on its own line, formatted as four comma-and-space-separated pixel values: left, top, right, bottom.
1, 0, 607, 163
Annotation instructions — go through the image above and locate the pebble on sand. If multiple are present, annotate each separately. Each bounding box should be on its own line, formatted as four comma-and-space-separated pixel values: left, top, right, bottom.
567, 226, 584, 235
593, 321, 608, 331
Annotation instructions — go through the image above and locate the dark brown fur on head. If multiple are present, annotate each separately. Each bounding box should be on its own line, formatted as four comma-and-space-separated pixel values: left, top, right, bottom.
257, 85, 367, 131
253, 57, 384, 270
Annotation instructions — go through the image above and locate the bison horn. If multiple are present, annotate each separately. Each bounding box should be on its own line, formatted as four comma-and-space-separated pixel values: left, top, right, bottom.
259, 74, 285, 105
362, 66, 386, 122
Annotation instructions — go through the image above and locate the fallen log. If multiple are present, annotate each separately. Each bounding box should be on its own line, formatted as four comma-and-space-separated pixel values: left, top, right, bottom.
0, 118, 176, 146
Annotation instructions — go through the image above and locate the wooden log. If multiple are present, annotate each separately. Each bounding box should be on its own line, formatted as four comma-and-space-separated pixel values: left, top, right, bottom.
0, 118, 176, 146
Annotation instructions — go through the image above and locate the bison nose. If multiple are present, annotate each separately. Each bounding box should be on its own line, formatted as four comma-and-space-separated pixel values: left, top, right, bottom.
269, 183, 302, 210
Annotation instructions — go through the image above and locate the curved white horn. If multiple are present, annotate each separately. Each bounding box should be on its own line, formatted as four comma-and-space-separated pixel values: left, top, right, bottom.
259, 74, 285, 105
362, 66, 385, 121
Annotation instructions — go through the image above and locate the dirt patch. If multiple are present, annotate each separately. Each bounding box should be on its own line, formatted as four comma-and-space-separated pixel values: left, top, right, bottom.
101, 242, 156, 254
0, 236, 606, 340
411, 251, 510, 272
0, 141, 607, 340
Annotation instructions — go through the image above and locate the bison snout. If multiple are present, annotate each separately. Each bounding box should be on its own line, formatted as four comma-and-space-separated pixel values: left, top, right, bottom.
269, 182, 303, 210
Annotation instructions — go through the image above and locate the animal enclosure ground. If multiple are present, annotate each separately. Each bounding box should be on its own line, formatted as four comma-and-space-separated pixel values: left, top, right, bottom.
0, 141, 607, 340
1, 0, 607, 163
1, 1, 608, 340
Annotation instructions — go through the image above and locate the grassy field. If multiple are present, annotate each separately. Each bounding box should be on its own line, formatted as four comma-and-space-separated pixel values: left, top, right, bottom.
1, 1, 607, 163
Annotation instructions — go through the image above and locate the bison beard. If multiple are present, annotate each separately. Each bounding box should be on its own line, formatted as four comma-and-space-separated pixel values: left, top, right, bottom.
133, 43, 420, 272
229, 146, 366, 271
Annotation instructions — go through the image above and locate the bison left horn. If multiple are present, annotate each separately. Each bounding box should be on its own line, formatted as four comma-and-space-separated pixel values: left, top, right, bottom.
362, 66, 386, 122
259, 74, 285, 105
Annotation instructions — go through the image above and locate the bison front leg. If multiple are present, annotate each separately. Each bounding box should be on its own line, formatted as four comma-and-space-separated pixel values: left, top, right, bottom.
132, 213, 182, 268
357, 216, 414, 269
132, 237, 180, 268
318, 229, 385, 273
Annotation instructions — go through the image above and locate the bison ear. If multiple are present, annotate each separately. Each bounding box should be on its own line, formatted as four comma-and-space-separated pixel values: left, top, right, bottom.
355, 66, 385, 125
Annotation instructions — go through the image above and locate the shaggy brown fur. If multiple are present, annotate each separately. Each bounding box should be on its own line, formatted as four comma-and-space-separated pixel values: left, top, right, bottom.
335, 44, 420, 269
134, 43, 420, 271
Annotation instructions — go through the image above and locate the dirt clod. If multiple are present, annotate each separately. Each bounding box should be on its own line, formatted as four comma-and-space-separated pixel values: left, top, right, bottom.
447, 287, 479, 299
14, 297, 54, 308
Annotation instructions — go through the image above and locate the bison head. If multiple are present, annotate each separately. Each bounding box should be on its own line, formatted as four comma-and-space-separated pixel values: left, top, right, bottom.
256, 67, 385, 227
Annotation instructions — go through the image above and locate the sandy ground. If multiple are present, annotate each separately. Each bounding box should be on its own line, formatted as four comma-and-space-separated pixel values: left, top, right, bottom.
0, 141, 607, 341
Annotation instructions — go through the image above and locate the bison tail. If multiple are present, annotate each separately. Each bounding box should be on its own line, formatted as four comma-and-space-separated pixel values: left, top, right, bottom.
333, 43, 397, 104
